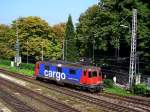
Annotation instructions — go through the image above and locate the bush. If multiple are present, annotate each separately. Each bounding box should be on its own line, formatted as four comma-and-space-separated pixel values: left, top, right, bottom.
19, 63, 35, 70
0, 58, 35, 70
103, 79, 114, 88
133, 83, 147, 95
0, 59, 11, 66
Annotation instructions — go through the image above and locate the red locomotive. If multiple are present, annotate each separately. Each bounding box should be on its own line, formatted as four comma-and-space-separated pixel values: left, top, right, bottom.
34, 60, 103, 92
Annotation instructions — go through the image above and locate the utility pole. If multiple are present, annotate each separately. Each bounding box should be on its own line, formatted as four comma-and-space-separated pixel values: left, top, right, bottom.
15, 20, 20, 67
129, 9, 137, 90
117, 37, 120, 60
41, 42, 43, 61
115, 37, 120, 60
93, 40, 95, 63
65, 40, 67, 61
62, 39, 65, 60
27, 40, 28, 64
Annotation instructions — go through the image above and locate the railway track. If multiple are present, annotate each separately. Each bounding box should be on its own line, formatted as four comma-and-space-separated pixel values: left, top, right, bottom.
0, 68, 149, 112
0, 77, 79, 112
101, 92, 150, 107
0, 85, 37, 112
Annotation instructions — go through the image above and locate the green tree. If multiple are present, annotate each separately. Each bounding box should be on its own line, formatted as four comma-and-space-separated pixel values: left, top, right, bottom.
76, 4, 120, 60
64, 15, 79, 62
76, 0, 150, 74
12, 16, 53, 40
52, 23, 66, 58
11, 16, 62, 61
22, 37, 61, 60
52, 23, 66, 42
100, 0, 150, 73
0, 24, 15, 59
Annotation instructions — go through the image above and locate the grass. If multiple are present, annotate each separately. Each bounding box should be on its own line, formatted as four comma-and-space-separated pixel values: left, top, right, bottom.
0, 62, 34, 77
105, 85, 133, 96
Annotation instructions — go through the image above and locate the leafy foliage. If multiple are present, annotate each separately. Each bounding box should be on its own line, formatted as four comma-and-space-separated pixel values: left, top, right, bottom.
133, 83, 147, 95
52, 23, 66, 42
77, 0, 150, 73
0, 24, 15, 59
0, 16, 63, 62
76, 4, 122, 59
64, 15, 79, 62
103, 79, 114, 88
0, 59, 34, 77
19, 63, 35, 70
0, 16, 62, 61
22, 37, 61, 60
105, 85, 133, 96
0, 59, 11, 66
12, 16, 53, 40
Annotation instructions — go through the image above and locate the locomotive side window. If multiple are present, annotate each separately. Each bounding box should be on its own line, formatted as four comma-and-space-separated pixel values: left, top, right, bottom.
70, 69, 76, 75
88, 71, 92, 78
45, 65, 49, 70
92, 71, 97, 77
57, 67, 62, 72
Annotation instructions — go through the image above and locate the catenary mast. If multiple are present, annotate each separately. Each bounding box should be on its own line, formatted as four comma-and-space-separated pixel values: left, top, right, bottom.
129, 9, 137, 89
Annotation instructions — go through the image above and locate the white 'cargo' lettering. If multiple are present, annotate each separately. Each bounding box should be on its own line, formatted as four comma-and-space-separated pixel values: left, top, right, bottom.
61, 73, 66, 80
44, 70, 66, 81
44, 70, 49, 77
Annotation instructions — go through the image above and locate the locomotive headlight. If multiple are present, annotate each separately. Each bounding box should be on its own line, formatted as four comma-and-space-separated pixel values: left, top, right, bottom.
89, 69, 92, 71
57, 64, 62, 67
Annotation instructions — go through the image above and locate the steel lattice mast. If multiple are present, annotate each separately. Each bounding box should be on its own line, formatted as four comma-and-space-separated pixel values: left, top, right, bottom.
129, 9, 137, 89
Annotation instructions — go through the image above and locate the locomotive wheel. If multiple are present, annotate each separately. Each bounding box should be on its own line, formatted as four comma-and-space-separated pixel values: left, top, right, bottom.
36, 77, 40, 80
57, 81, 64, 86
75, 86, 81, 90
81, 86, 86, 90
36, 77, 43, 81
89, 88, 96, 93
95, 88, 101, 92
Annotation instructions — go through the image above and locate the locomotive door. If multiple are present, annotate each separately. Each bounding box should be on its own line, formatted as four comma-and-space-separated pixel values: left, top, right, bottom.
82, 70, 87, 84
34, 62, 40, 76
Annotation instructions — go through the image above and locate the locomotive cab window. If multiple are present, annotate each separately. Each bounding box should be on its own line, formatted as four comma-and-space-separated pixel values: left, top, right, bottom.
88, 71, 92, 78
99, 71, 102, 76
57, 67, 62, 73
88, 71, 97, 78
92, 71, 97, 77
69, 69, 76, 75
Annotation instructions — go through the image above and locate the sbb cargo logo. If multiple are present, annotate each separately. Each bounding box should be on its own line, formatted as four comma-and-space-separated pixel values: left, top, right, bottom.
44, 70, 66, 81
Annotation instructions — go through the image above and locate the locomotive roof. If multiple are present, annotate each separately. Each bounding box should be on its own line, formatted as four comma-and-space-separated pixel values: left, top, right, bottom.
37, 60, 100, 70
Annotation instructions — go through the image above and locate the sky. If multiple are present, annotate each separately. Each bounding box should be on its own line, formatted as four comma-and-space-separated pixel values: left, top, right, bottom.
0, 0, 99, 25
